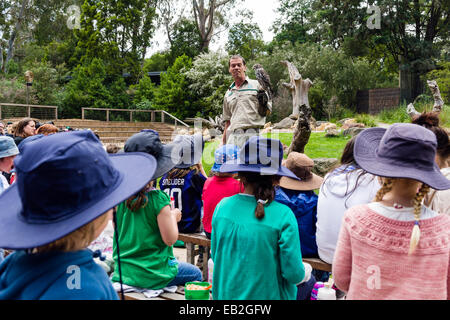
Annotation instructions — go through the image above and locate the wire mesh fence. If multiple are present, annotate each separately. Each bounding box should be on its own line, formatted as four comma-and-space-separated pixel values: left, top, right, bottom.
0, 103, 58, 120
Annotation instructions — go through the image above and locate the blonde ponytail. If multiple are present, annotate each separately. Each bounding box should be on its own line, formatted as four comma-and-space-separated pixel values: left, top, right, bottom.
374, 178, 394, 202
409, 184, 430, 255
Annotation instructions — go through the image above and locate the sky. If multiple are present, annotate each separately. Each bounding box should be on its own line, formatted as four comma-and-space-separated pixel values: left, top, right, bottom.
147, 0, 280, 56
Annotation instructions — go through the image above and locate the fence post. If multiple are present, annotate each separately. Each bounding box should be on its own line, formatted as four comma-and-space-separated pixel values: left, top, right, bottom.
151, 111, 155, 122
161, 111, 165, 123
0, 104, 2, 119
55, 107, 58, 120
130, 111, 133, 122
106, 110, 110, 122
27, 106, 31, 118
82, 108, 84, 120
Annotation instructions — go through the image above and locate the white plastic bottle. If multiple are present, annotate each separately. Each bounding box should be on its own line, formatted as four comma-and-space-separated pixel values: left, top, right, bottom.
207, 258, 214, 283
317, 282, 336, 300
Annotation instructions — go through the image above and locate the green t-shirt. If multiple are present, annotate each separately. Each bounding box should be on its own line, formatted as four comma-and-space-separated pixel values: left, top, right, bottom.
112, 190, 178, 289
211, 194, 305, 300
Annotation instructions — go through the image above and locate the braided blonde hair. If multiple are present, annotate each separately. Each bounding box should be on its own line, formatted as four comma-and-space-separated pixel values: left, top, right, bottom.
409, 183, 430, 255
374, 178, 430, 255
374, 178, 394, 202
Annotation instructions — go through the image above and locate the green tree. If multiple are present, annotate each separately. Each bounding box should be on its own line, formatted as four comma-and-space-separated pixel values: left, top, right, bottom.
184, 51, 232, 117
308, 0, 449, 103
131, 74, 155, 104
168, 18, 202, 64
60, 58, 110, 118
271, 0, 315, 46
153, 54, 200, 119
143, 52, 171, 72
226, 18, 265, 62
72, 0, 158, 83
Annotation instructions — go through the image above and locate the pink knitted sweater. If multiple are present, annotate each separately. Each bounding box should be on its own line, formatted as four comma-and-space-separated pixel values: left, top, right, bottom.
332, 204, 450, 300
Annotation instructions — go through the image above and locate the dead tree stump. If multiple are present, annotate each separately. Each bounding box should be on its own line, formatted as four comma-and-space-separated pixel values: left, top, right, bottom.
281, 60, 313, 154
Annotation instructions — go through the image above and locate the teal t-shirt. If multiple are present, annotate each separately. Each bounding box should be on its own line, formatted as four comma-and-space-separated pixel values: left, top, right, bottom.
211, 194, 305, 300
112, 190, 178, 289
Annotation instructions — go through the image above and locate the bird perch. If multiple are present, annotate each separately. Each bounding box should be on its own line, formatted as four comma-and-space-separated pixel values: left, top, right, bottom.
280, 60, 313, 154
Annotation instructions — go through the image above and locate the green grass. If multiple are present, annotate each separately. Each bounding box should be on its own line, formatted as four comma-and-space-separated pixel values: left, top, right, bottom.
201, 132, 350, 176
375, 103, 450, 128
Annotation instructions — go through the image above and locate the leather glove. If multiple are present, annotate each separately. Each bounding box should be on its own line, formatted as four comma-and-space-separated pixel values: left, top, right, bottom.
256, 90, 270, 117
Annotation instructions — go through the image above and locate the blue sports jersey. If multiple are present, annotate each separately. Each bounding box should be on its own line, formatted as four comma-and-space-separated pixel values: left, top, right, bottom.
159, 170, 206, 233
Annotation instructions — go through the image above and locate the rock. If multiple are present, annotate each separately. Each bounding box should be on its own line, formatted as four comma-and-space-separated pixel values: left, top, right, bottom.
208, 128, 221, 138
260, 127, 272, 134
343, 127, 365, 137
338, 118, 353, 125
289, 114, 299, 120
274, 117, 295, 129
342, 122, 365, 130
264, 122, 272, 129
312, 158, 339, 177
315, 122, 334, 131
324, 123, 337, 131
325, 128, 340, 137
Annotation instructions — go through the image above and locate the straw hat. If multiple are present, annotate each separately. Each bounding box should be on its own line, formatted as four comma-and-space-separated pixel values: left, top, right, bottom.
279, 152, 323, 190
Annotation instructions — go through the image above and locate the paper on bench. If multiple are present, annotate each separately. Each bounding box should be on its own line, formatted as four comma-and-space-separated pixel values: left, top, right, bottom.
112, 282, 178, 298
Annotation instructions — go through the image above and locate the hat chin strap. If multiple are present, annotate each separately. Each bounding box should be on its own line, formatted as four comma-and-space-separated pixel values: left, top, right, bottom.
113, 207, 125, 300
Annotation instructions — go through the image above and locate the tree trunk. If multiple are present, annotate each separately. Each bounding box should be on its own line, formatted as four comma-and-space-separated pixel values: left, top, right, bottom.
5, 0, 29, 73
399, 62, 423, 104
280, 60, 313, 155
0, 47, 3, 72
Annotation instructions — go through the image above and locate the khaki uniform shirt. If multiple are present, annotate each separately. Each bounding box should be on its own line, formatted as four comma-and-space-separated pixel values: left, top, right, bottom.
223, 77, 272, 133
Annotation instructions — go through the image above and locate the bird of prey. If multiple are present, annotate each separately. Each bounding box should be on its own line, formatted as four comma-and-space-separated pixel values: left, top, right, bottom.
253, 64, 273, 99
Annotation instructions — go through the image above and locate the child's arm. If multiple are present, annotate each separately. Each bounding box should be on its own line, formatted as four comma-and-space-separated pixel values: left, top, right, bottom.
157, 205, 182, 246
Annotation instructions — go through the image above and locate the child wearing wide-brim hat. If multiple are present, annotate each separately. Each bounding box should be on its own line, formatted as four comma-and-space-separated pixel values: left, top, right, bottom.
112, 131, 202, 292
159, 134, 207, 234
332, 123, 450, 300
211, 136, 311, 300
0, 130, 156, 299
275, 152, 323, 259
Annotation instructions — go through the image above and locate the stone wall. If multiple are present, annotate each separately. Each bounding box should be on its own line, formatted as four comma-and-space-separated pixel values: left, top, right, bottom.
356, 88, 401, 114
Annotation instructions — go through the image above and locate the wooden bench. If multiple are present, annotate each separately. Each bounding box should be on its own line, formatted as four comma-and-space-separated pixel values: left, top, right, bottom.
177, 233, 332, 275
178, 232, 211, 281
302, 257, 332, 272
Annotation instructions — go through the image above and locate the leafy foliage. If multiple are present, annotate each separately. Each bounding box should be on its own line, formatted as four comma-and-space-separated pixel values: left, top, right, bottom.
184, 51, 232, 117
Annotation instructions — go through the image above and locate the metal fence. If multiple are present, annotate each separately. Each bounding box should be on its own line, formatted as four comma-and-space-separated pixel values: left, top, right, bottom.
81, 108, 189, 130
0, 103, 58, 120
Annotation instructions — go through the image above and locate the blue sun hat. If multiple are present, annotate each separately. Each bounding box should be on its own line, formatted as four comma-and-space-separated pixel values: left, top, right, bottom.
0, 130, 157, 250
0, 136, 19, 159
211, 144, 240, 172
219, 136, 300, 180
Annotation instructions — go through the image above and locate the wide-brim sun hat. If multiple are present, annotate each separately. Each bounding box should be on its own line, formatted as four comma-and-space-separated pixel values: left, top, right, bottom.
173, 133, 204, 169
124, 131, 182, 179
219, 136, 300, 180
0, 130, 157, 250
354, 123, 450, 190
279, 152, 323, 190
0, 136, 19, 158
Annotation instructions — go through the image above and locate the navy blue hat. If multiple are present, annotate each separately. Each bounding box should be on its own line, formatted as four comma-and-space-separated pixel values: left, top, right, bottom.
219, 136, 300, 180
0, 130, 157, 250
173, 134, 204, 169
125, 131, 182, 179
